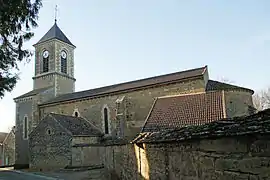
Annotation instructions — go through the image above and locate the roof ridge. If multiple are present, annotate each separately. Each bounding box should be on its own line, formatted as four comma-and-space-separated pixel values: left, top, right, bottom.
61, 66, 208, 95
78, 116, 103, 135
49, 113, 73, 136
141, 98, 159, 133
50, 112, 81, 118
158, 92, 207, 99
40, 65, 207, 106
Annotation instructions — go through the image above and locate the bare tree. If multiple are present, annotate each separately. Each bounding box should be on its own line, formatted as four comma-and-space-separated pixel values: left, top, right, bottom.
218, 77, 235, 84
253, 88, 270, 111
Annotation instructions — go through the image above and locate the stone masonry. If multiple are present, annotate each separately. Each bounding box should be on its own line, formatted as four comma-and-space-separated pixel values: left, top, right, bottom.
29, 115, 73, 170
39, 78, 206, 140
29, 113, 104, 170
2, 127, 15, 166
14, 22, 76, 167
103, 108, 270, 180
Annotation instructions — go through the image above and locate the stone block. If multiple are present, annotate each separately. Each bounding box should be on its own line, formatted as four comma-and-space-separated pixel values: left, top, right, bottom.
199, 138, 247, 153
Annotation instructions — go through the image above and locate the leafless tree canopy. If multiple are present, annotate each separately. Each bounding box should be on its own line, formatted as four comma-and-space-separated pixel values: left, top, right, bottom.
253, 88, 270, 111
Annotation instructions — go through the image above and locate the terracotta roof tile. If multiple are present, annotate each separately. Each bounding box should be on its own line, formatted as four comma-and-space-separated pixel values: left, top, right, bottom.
141, 91, 225, 133
133, 108, 270, 144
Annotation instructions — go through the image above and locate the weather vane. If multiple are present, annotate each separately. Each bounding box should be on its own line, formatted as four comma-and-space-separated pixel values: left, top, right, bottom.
55, 5, 58, 23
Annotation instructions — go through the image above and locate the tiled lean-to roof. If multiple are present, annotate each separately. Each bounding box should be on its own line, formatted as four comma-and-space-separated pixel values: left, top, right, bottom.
133, 108, 270, 144
49, 113, 103, 136
141, 91, 226, 133
35, 22, 75, 47
40, 66, 208, 106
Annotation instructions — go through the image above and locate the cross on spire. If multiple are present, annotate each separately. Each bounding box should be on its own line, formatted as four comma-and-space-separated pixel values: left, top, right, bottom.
55, 5, 58, 23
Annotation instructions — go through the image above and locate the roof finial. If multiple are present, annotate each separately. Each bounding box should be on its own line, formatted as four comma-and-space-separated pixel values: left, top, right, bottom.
54, 5, 58, 23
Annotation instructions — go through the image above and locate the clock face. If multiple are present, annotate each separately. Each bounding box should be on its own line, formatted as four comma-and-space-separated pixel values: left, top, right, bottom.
61, 51, 67, 59
43, 50, 49, 58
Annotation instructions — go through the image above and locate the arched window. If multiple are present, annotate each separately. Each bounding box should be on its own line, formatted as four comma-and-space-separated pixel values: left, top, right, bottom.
61, 51, 67, 74
42, 50, 49, 73
104, 108, 109, 134
23, 116, 28, 140
74, 112, 78, 117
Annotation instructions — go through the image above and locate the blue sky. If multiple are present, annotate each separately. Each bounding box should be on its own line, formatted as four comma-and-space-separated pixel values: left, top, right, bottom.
1, 0, 270, 132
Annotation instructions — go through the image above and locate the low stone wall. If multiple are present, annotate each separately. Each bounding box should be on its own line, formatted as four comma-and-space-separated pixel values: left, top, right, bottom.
104, 143, 138, 180
105, 135, 270, 180
71, 136, 104, 168
104, 109, 270, 180
72, 145, 104, 167
144, 134, 270, 180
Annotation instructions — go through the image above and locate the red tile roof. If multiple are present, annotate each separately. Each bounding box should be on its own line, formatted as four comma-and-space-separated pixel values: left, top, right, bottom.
141, 91, 225, 133
134, 108, 270, 144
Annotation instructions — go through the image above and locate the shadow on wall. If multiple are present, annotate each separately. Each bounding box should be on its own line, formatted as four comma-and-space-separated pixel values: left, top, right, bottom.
105, 134, 270, 180
104, 143, 151, 180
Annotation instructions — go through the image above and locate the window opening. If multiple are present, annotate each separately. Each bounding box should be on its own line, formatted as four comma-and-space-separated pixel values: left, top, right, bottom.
104, 108, 109, 134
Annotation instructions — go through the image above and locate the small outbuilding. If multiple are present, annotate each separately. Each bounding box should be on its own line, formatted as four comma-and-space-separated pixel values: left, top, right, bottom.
29, 113, 104, 170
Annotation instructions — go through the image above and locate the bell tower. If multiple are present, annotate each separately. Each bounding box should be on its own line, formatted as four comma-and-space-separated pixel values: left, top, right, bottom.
32, 21, 76, 96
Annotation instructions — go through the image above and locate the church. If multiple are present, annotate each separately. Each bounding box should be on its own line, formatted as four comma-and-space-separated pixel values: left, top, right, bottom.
13, 21, 255, 170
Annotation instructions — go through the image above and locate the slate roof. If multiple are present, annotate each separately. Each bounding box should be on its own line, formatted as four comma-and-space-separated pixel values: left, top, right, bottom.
40, 66, 207, 105
206, 80, 254, 94
0, 132, 8, 144
35, 22, 75, 47
50, 113, 103, 136
141, 91, 225, 133
14, 86, 52, 100
133, 108, 270, 144
39, 65, 253, 106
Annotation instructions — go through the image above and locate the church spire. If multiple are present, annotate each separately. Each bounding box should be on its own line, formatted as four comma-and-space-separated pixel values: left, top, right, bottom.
34, 20, 75, 47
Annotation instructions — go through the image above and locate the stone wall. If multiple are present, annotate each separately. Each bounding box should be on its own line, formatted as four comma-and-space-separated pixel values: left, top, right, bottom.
72, 145, 104, 167
29, 116, 72, 170
104, 110, 270, 180
72, 136, 99, 145
56, 75, 75, 96
33, 40, 56, 77
15, 99, 33, 167
3, 131, 15, 166
33, 73, 55, 90
0, 145, 3, 166
104, 134, 270, 180
40, 78, 206, 139
144, 135, 270, 180
71, 136, 104, 167
224, 90, 254, 118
